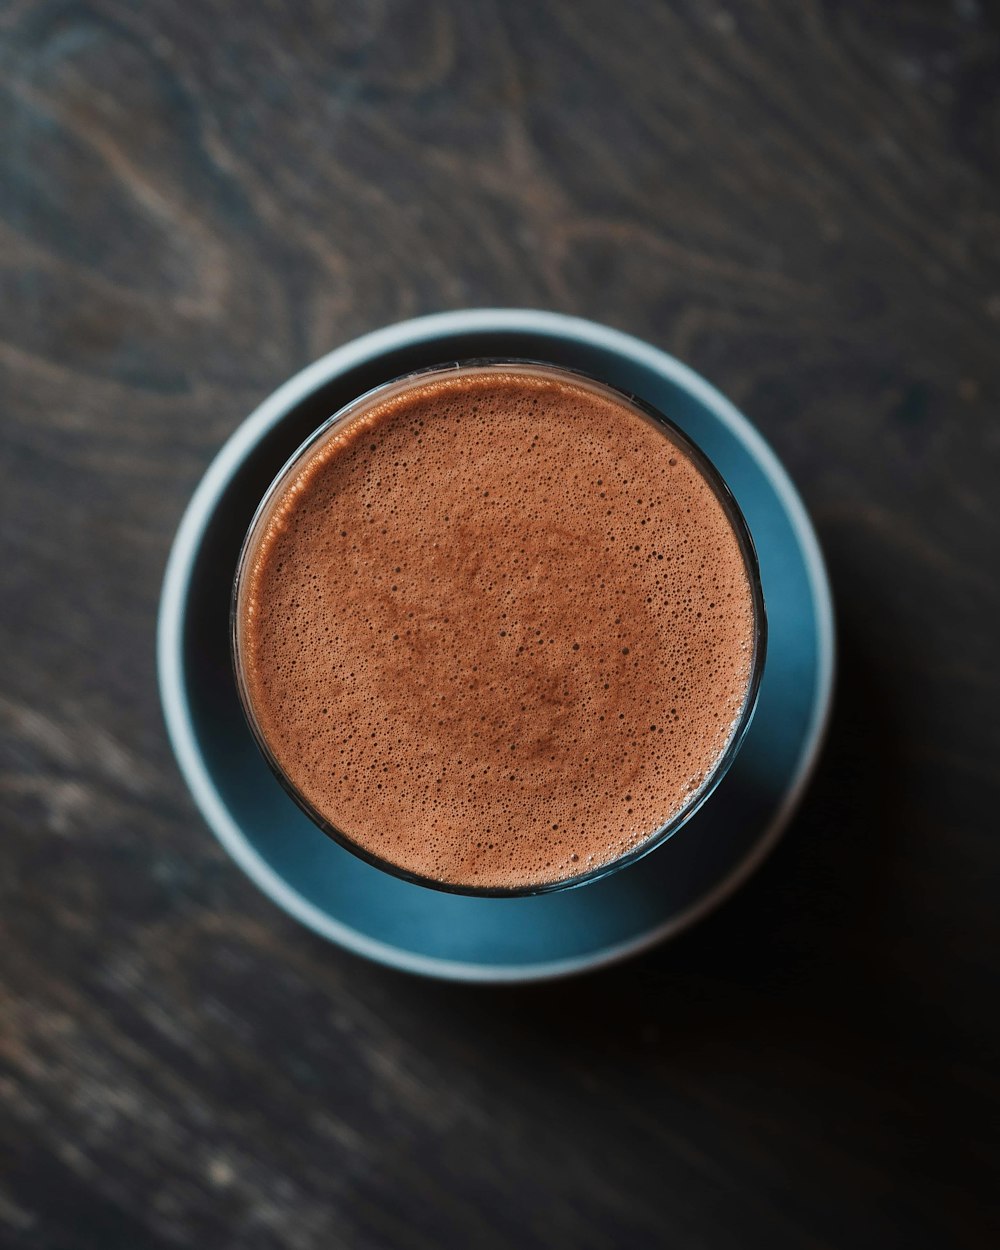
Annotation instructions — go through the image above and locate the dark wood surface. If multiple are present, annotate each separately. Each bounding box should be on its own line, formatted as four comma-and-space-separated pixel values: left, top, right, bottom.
2, 2, 999, 1246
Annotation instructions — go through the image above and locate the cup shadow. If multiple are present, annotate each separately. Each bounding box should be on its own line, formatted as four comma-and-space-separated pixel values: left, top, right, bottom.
379, 607, 901, 1055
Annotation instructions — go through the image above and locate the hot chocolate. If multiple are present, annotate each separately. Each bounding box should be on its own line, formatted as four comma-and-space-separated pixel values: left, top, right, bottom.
235, 364, 759, 890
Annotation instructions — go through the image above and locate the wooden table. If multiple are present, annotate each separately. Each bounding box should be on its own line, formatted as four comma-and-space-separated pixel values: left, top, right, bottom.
2, 2, 998, 1246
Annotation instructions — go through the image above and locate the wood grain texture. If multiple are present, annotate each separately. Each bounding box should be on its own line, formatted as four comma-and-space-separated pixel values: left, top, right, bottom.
2, 1, 999, 1246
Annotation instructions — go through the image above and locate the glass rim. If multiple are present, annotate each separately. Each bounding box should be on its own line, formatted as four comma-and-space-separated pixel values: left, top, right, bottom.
231, 358, 768, 897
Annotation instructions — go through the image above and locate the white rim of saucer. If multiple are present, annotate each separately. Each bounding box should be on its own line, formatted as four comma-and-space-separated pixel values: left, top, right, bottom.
157, 309, 836, 984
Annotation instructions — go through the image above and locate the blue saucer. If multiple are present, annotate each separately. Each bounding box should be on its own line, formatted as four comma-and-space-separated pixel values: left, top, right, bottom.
158, 311, 834, 982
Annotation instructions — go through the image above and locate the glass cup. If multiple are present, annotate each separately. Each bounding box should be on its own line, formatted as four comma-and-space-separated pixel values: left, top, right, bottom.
232, 360, 766, 896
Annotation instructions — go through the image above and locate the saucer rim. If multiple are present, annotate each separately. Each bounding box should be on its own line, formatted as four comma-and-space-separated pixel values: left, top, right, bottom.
157, 309, 836, 983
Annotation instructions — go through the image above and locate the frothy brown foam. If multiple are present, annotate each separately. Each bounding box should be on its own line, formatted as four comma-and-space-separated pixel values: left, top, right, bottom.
237, 366, 756, 890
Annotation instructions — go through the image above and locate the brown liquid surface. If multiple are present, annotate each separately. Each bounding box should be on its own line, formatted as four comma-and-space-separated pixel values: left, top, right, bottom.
238, 367, 756, 889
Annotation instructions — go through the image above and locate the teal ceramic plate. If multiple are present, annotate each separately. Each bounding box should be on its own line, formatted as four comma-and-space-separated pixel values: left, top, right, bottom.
158, 310, 834, 982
